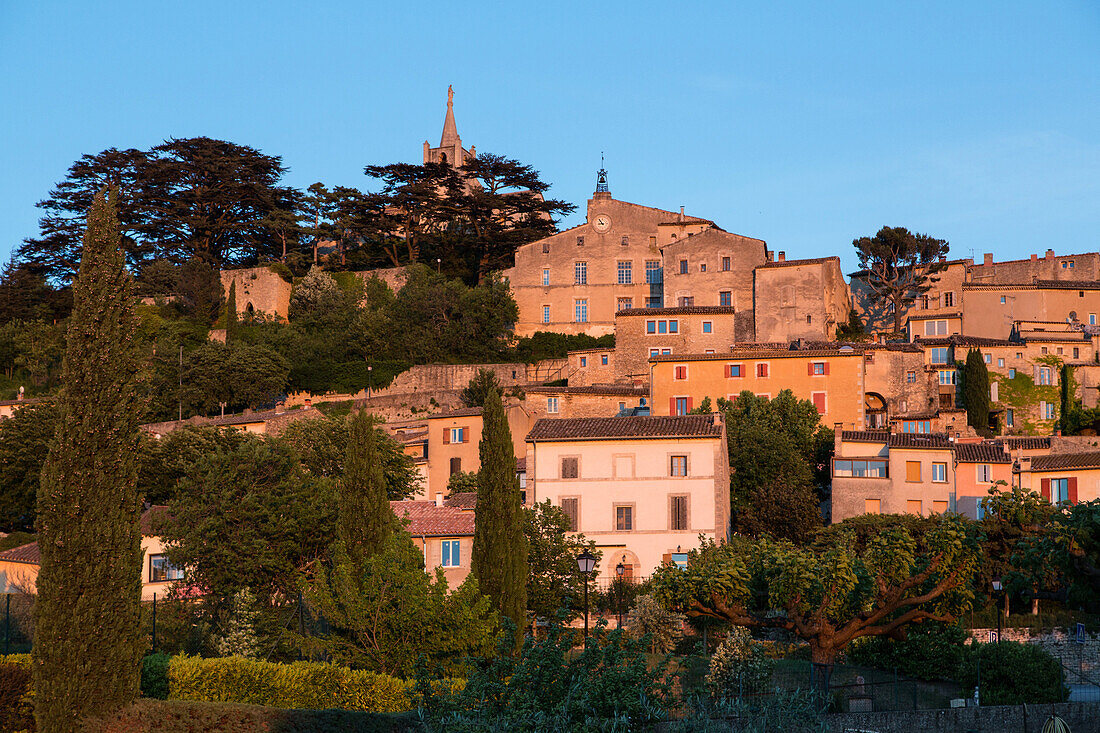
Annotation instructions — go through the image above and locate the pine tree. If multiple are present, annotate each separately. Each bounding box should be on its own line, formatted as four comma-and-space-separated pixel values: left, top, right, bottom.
225, 279, 238, 344
472, 388, 528, 632
341, 410, 393, 565
34, 188, 145, 730
963, 348, 991, 434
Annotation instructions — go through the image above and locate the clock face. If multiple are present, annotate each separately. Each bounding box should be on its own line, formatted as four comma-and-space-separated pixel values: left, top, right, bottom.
593, 214, 612, 233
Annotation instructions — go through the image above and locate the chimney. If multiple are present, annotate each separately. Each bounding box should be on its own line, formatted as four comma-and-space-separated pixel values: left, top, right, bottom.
304, 398, 312, 410
1031, 254, 1038, 262
1055, 427, 1062, 437
778, 251, 786, 262
242, 408, 252, 416
435, 493, 445, 507
766, 251, 775, 263
833, 423, 844, 456
1046, 249, 1055, 260
983, 253, 993, 266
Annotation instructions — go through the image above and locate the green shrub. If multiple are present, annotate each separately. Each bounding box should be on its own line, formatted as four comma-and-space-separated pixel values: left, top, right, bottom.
845, 622, 968, 681
81, 698, 420, 733
167, 655, 417, 712
0, 658, 33, 733
706, 627, 774, 699
141, 653, 171, 700
958, 642, 1067, 705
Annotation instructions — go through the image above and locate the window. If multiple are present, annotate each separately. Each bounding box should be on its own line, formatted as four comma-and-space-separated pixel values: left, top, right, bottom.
602, 354, 609, 365
1042, 347, 1049, 355
1051, 478, 1069, 503
1074, 347, 1080, 359
1038, 367, 1053, 385
449, 456, 462, 474
574, 300, 588, 323
702, 321, 712, 334
1091, 314, 1097, 326
678, 296, 695, 307
812, 362, 826, 375
547, 397, 559, 414
1016, 352, 1023, 359
674, 365, 688, 380
542, 305, 551, 324
542, 241, 550, 253
907, 500, 923, 515
674, 397, 690, 416
938, 369, 956, 385
645, 260, 662, 283
542, 268, 550, 286
649, 236, 657, 246
833, 459, 888, 478
574, 261, 587, 284
924, 320, 948, 336
719, 291, 732, 307
930, 347, 950, 364
617, 260, 633, 284
756, 363, 769, 378
576, 236, 584, 246
1001, 296, 1006, 304
1041, 401, 1055, 420
944, 292, 955, 307
932, 462, 947, 483
722, 256, 731, 271
865, 499, 881, 515
561, 498, 578, 531
647, 320, 657, 334
998, 358, 1005, 367
561, 457, 579, 479
658, 320, 667, 334
906, 461, 921, 482
679, 259, 688, 274
902, 420, 931, 434
621, 235, 629, 246
977, 464, 992, 483
1006, 408, 1014, 427
441, 540, 461, 568
149, 555, 184, 583
700, 263, 707, 272
984, 354, 992, 364
617, 297, 633, 311
670, 455, 688, 477
669, 320, 679, 334
671, 552, 689, 569
615, 505, 634, 531
580, 356, 587, 367
670, 495, 688, 530
1058, 347, 1064, 355
906, 370, 917, 383
447, 427, 466, 444
1008, 368, 1016, 378
932, 500, 949, 514
811, 392, 826, 415
661, 348, 671, 355
726, 364, 743, 378
645, 296, 661, 307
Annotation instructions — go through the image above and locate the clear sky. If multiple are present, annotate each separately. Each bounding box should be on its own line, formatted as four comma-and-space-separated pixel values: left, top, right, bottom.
2, 1, 1098, 273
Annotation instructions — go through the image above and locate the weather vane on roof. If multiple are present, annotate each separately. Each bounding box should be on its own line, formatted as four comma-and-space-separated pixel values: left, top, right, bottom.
596, 152, 609, 193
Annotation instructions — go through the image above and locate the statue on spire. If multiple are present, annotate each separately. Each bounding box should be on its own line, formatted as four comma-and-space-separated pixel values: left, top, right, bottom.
447, 84, 454, 106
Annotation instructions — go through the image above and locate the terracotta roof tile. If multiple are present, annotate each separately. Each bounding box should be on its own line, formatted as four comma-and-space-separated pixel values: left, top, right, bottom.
954, 444, 1012, 463
443, 492, 478, 509
995, 436, 1053, 450
391, 501, 475, 536
426, 407, 484, 420
139, 505, 171, 535
886, 433, 954, 449
0, 506, 171, 567
617, 306, 736, 317
842, 430, 891, 443
759, 256, 841, 269
916, 335, 1013, 347
526, 415, 722, 442
652, 348, 862, 362
1029, 452, 1100, 471
0, 542, 39, 565
964, 280, 1100, 291
525, 385, 648, 396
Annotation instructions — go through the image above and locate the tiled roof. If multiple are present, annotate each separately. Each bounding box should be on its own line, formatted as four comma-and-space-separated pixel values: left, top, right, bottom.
139, 505, 171, 535
525, 385, 648, 396
391, 501, 475, 536
617, 306, 736, 317
842, 430, 891, 443
915, 335, 1014, 347
954, 444, 1012, 463
426, 407, 483, 420
759, 256, 840, 269
651, 348, 862, 362
527, 415, 722, 442
1028, 452, 1100, 471
443, 492, 478, 509
907, 312, 963, 321
204, 408, 282, 426
964, 280, 1100, 291
887, 433, 954, 449
659, 217, 714, 226
0, 397, 45, 407
515, 457, 526, 472
1020, 334, 1090, 343
741, 340, 921, 353
0, 542, 39, 565
995, 436, 1053, 450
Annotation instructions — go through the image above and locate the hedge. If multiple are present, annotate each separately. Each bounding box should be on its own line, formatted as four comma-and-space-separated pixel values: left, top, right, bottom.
0, 655, 33, 733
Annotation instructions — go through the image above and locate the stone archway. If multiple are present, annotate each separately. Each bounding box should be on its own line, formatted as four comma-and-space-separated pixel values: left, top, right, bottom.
865, 392, 888, 429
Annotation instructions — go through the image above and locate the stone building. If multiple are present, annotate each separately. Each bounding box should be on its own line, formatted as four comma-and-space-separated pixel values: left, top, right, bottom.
423, 85, 475, 169
850, 259, 968, 336
613, 306, 738, 383
563, 347, 616, 387
220, 266, 293, 321
523, 384, 648, 421
752, 255, 851, 343
969, 249, 1100, 284
960, 281, 1100, 339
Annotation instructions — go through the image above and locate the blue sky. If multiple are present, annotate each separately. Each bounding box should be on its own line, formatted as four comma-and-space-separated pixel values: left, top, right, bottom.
2, 1, 1098, 273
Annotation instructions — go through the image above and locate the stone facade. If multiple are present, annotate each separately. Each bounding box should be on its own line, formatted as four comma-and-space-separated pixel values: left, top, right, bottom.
523, 385, 648, 421
862, 344, 935, 428
970, 248, 1100, 283
851, 259, 968, 336
753, 256, 851, 342
961, 281, 1100, 339
564, 348, 616, 387
614, 307, 738, 383
220, 266, 293, 321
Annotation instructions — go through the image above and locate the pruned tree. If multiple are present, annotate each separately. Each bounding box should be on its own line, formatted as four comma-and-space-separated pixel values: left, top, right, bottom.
653, 514, 980, 665
852, 226, 950, 334
461, 368, 503, 408
340, 410, 393, 566
962, 348, 991, 434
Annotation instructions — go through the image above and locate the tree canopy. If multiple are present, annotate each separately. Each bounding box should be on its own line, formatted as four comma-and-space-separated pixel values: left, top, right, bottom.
853, 226, 950, 334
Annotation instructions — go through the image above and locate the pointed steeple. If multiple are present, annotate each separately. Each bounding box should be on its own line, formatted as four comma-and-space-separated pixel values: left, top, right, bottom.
440, 85, 460, 147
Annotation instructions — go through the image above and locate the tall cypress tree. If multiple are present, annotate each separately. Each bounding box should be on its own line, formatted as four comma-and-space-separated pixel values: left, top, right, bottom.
225, 279, 238, 344
472, 388, 528, 631
963, 348, 991, 434
34, 189, 144, 730
341, 410, 392, 566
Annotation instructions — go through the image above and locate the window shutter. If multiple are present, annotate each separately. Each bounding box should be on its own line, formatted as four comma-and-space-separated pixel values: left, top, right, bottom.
1068, 477, 1079, 504
687, 397, 694, 412
807, 363, 814, 376
1040, 478, 1051, 501
442, 428, 450, 444
823, 362, 830, 375
724, 364, 731, 378
670, 397, 677, 415
662, 553, 673, 565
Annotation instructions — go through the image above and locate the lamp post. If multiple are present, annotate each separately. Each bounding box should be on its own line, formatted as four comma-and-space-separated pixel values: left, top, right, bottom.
615, 560, 625, 629
991, 576, 1003, 643
367, 365, 373, 399
577, 550, 597, 639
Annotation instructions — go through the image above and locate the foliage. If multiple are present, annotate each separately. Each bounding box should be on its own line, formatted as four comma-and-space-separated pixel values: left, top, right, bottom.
852, 225, 950, 333
288, 266, 347, 324
523, 500, 599, 623
626, 594, 685, 654
978, 484, 1056, 607
214, 589, 262, 659
958, 642, 1066, 705
674, 689, 826, 733
296, 532, 498, 677
834, 308, 869, 341
419, 620, 673, 731
446, 471, 479, 494
511, 331, 614, 364
83, 699, 420, 732
653, 514, 981, 665
0, 260, 71, 324
845, 622, 968, 681
179, 340, 290, 415
135, 425, 251, 505
225, 280, 238, 344
0, 401, 57, 532
141, 654, 171, 700
0, 658, 34, 733
1018, 499, 1100, 611
460, 368, 502, 408
34, 188, 146, 729
718, 390, 830, 542
962, 348, 991, 435
340, 411, 393, 563
705, 626, 774, 698
472, 387, 528, 631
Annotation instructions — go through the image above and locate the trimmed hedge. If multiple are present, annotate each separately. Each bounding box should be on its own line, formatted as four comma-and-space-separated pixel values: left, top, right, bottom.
0, 655, 33, 733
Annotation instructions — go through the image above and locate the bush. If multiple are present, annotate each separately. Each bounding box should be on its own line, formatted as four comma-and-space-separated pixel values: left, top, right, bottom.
958, 642, 1067, 705
167, 655, 416, 712
82, 698, 420, 733
625, 594, 685, 653
0, 656, 33, 733
141, 653, 170, 700
705, 627, 774, 699
845, 622, 968, 681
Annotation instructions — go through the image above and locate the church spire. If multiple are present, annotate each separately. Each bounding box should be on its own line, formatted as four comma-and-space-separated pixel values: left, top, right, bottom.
440, 85, 460, 147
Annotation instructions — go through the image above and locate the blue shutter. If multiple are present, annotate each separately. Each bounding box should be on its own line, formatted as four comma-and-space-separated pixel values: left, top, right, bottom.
452, 541, 460, 567
441, 540, 450, 567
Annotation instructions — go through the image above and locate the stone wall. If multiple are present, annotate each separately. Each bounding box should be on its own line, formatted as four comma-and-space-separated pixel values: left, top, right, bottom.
825, 702, 1099, 733
372, 363, 542, 399
969, 627, 1100, 682
220, 266, 293, 321
753, 257, 851, 343
662, 229, 766, 318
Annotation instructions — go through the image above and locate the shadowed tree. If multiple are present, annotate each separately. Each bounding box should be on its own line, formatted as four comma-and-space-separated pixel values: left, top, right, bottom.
853, 226, 950, 334
34, 189, 145, 729
225, 280, 238, 345
340, 410, 393, 566
962, 348, 991, 434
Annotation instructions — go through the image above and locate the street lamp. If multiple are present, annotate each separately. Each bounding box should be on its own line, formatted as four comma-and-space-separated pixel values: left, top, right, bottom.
615, 560, 626, 629
991, 576, 1003, 643
577, 550, 597, 639
367, 365, 373, 399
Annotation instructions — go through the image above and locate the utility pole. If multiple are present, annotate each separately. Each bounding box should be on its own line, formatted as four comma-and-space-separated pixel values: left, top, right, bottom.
178, 345, 183, 421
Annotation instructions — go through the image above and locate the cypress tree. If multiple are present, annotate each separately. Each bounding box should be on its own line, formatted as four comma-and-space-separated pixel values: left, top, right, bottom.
472, 388, 528, 631
225, 279, 238, 344
341, 410, 392, 565
963, 348, 991, 434
34, 189, 144, 730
